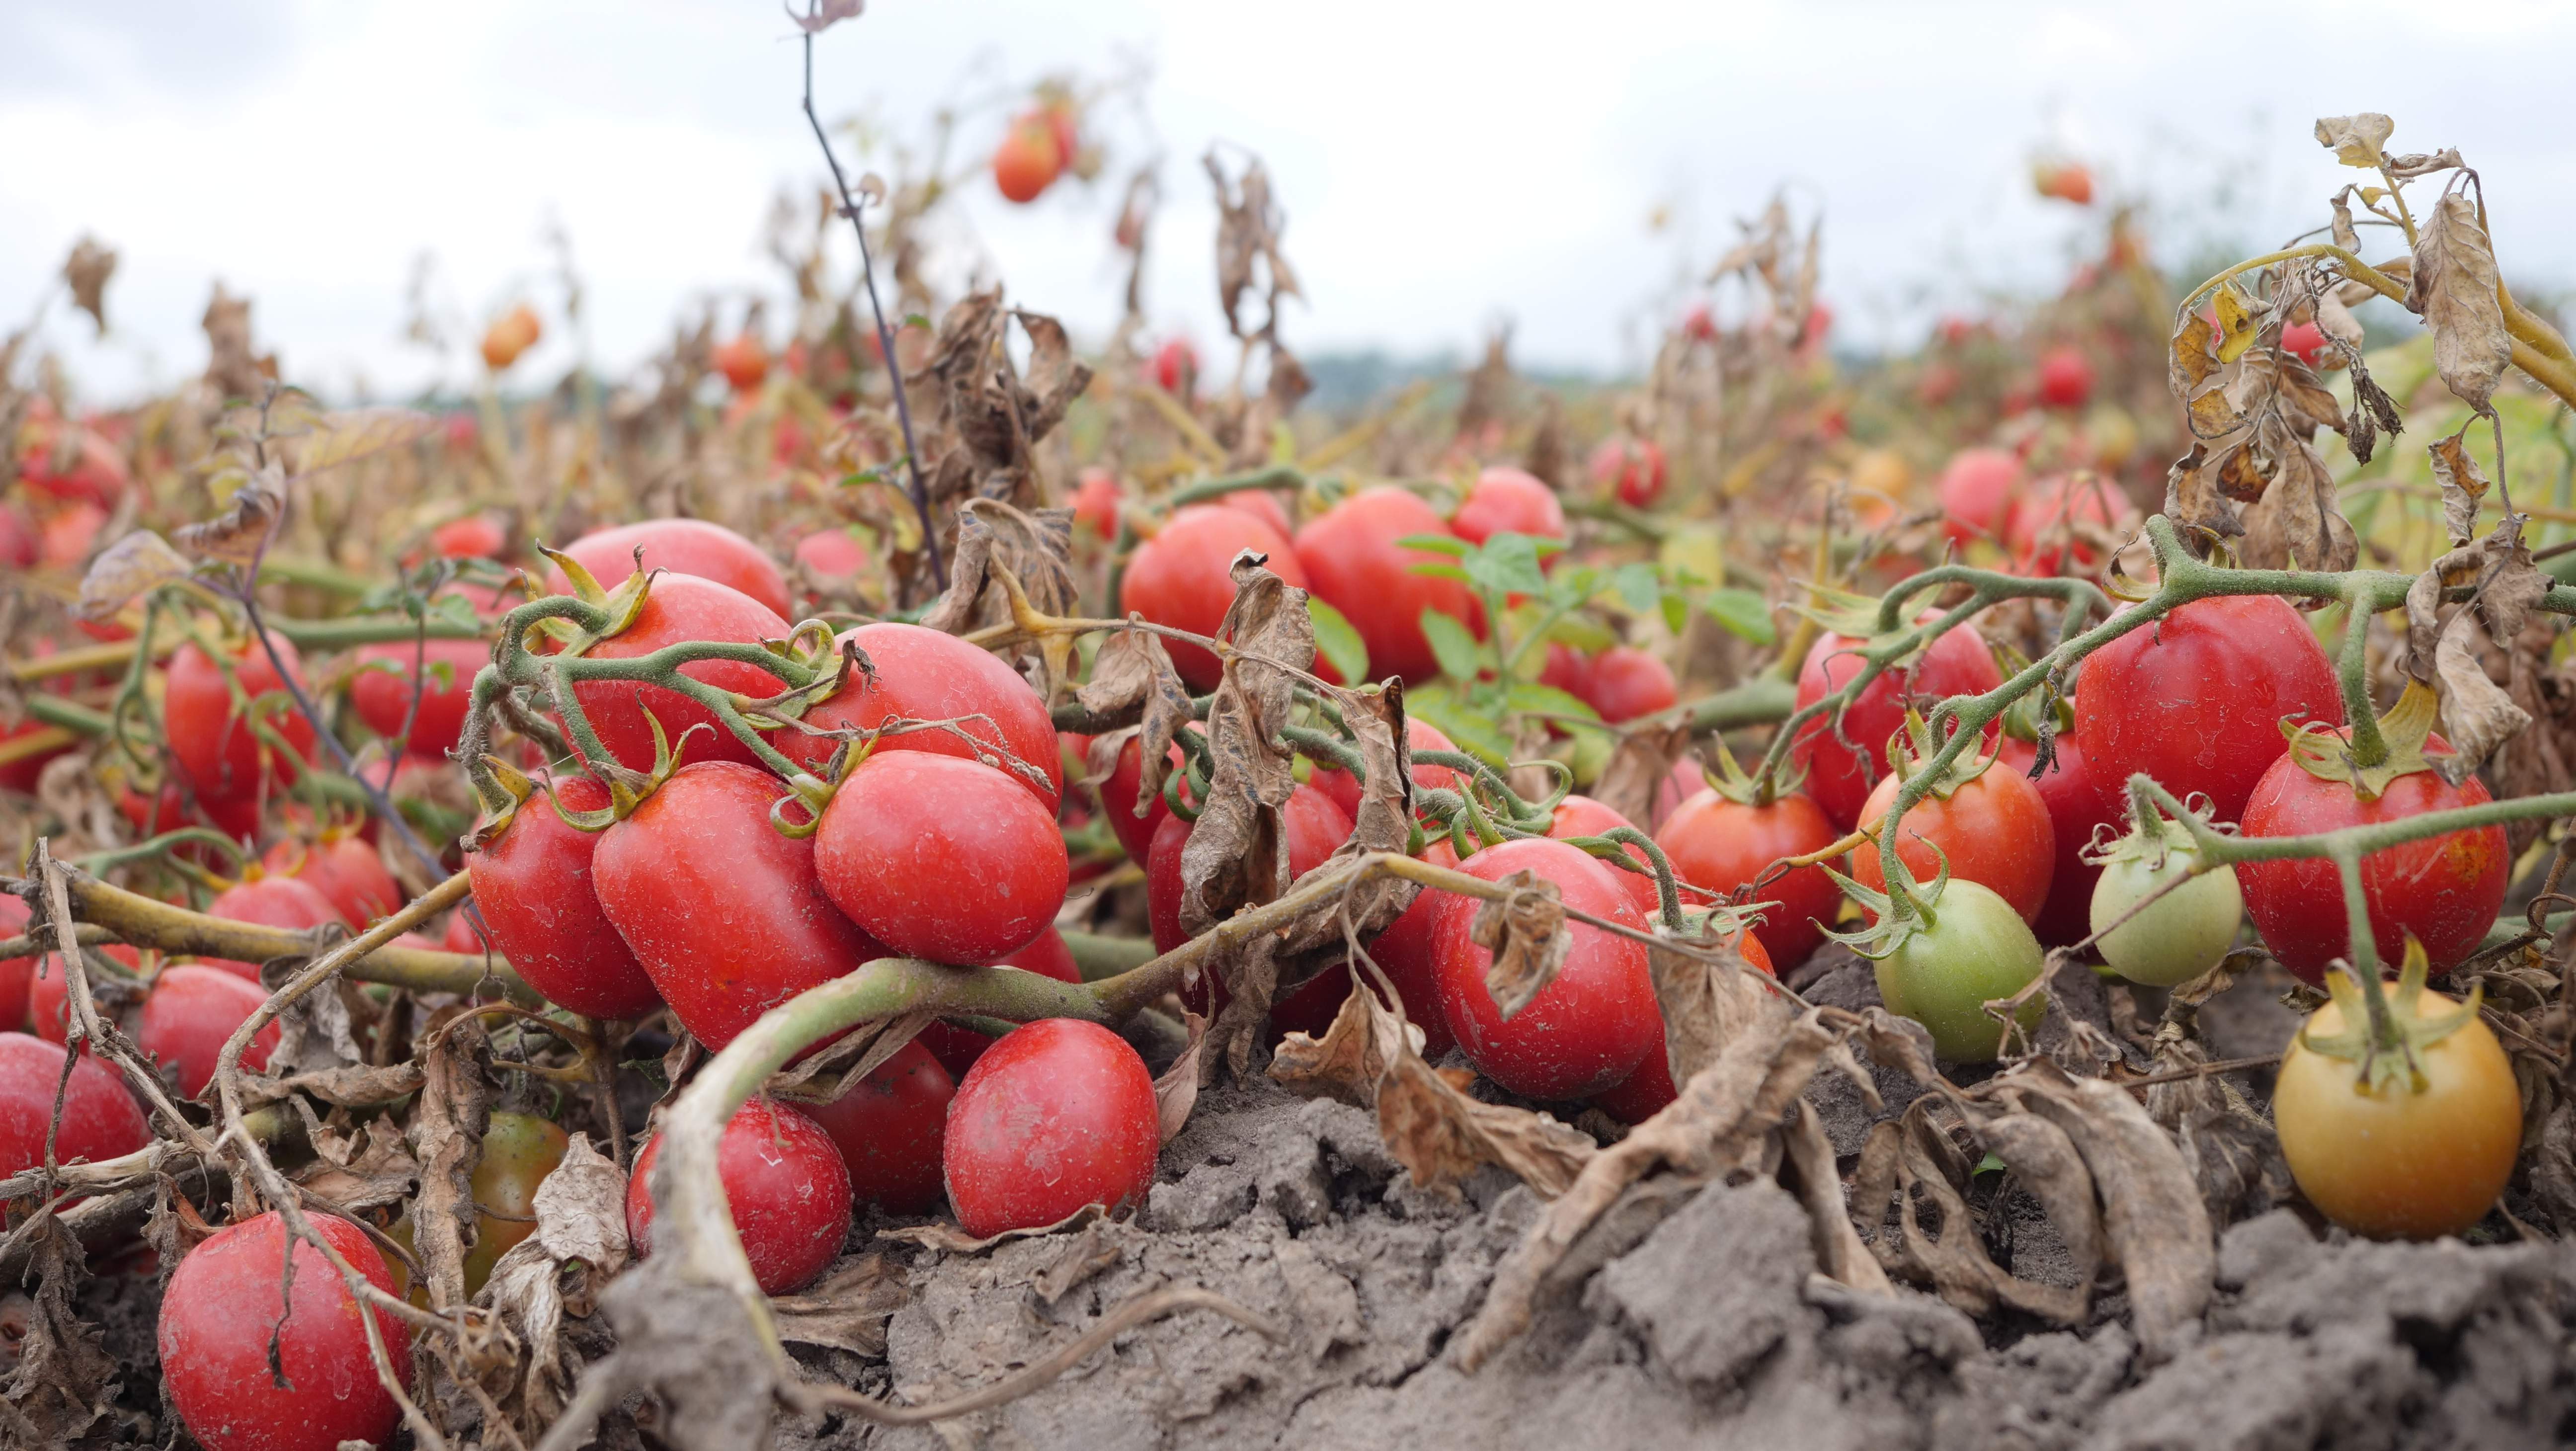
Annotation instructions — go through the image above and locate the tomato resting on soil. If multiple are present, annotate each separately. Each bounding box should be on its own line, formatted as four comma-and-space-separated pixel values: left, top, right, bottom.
944, 1018, 1160, 1238
628, 1096, 851, 1294
160, 1210, 413, 1451
1430, 837, 1661, 1100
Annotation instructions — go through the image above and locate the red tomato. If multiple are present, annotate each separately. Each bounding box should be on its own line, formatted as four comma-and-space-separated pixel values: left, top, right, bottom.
1789, 618, 2003, 829
160, 1211, 412, 1451
1096, 731, 1192, 865
1042, 105, 1080, 173
265, 835, 400, 928
794, 528, 866, 581
0, 896, 32, 1032
2036, 161, 2095, 206
628, 1097, 850, 1294
1220, 487, 1295, 539
1147, 785, 1355, 1037
1152, 337, 1198, 397
0, 1031, 147, 1177
1431, 837, 1661, 1100
1072, 468, 1123, 538
19, 416, 128, 507
2238, 739, 2509, 984
593, 762, 886, 1049
1996, 735, 2120, 948
165, 635, 319, 804
0, 505, 35, 569
39, 502, 106, 566
917, 925, 1086, 1078
1538, 642, 1592, 699
549, 573, 792, 775
1590, 930, 1774, 1124
1120, 505, 1307, 691
2036, 346, 2093, 410
803, 1040, 955, 1215
715, 333, 770, 393
1936, 447, 2024, 544
550, 518, 792, 619
1450, 467, 1567, 547
2005, 473, 2137, 576
2073, 595, 2341, 825
1293, 487, 1483, 684
2281, 321, 2329, 367
814, 752, 1068, 966
1547, 795, 1661, 920
1144, 810, 1195, 957
1582, 646, 1678, 724
944, 1018, 1159, 1238
468, 775, 663, 1020
198, 876, 346, 981
993, 115, 1063, 204
430, 514, 506, 560
1654, 788, 1844, 967
1361, 837, 1461, 1058
139, 966, 280, 1098
1853, 757, 2057, 926
783, 622, 1063, 809
349, 637, 486, 758
1307, 717, 1462, 820
482, 304, 543, 371
1589, 437, 1668, 508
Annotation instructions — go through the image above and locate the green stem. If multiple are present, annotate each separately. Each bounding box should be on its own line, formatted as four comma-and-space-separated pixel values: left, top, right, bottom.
1165, 463, 1306, 509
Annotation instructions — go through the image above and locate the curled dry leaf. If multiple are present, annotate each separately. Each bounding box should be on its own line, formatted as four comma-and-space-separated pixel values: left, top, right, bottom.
200, 283, 275, 401
0, 1223, 121, 1446
921, 497, 1076, 640
2164, 444, 2246, 544
1590, 720, 1694, 829
237, 1059, 427, 1111
771, 1253, 908, 1356
1778, 1099, 1893, 1295
1270, 973, 1414, 1109
288, 1112, 419, 1214
882, 1202, 1105, 1255
1377, 1055, 1596, 1203
2428, 430, 2492, 547
74, 529, 191, 621
62, 235, 116, 336
1646, 924, 1788, 1088
1470, 870, 1572, 1022
408, 1016, 495, 1310
2313, 113, 2395, 169
1852, 1103, 2087, 1325
2237, 430, 2356, 574
2408, 189, 2513, 416
1076, 629, 1194, 822
786, 0, 865, 35
2405, 525, 2548, 783
173, 461, 287, 565
1153, 1009, 1208, 1143
1029, 1222, 1124, 1307
1205, 151, 1301, 342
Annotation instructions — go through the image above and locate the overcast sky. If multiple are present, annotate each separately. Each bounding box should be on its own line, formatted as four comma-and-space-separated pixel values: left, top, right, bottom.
5, 0, 2574, 405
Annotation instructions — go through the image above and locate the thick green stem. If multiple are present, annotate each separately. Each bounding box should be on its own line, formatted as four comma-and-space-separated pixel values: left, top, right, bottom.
1166, 463, 1305, 508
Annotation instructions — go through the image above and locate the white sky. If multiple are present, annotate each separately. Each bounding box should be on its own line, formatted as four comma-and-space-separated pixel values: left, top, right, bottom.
5, 0, 2575, 405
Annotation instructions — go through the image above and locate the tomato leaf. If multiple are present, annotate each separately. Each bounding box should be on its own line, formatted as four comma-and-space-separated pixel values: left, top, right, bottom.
1306, 597, 1369, 684
1702, 587, 1778, 645
1464, 532, 1549, 599
1502, 682, 1598, 722
1609, 561, 1660, 615
1394, 533, 1469, 558
1418, 608, 1485, 682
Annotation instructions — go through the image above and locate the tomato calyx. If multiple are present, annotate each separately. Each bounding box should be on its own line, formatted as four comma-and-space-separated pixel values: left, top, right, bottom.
2299, 937, 2484, 1095
1821, 844, 1953, 963
1876, 708, 2000, 804
731, 620, 860, 743
2279, 678, 2444, 802
1697, 736, 1804, 809
522, 544, 654, 654
2081, 790, 2231, 871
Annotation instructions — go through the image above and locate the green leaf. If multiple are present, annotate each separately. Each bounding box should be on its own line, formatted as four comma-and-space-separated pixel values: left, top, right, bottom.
1419, 608, 1486, 682
1661, 590, 1689, 636
1395, 533, 1470, 558
1504, 682, 1599, 722
1545, 612, 1616, 654
1407, 561, 1474, 584
1307, 597, 1369, 684
1464, 532, 1548, 599
1407, 685, 1516, 766
1610, 562, 1661, 616
1702, 587, 1778, 645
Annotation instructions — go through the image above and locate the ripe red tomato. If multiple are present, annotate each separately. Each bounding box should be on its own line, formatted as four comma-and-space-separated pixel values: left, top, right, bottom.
1654, 787, 1844, 968
1789, 618, 2003, 829
2281, 321, 2329, 367
2036, 346, 2093, 410
1681, 301, 1717, 342
1853, 757, 2058, 926
593, 762, 886, 1049
550, 572, 793, 775
349, 636, 486, 757
40, 502, 107, 566
1582, 646, 1677, 724
117, 781, 262, 853
1146, 784, 1355, 1036
1220, 487, 1295, 539
0, 505, 36, 570
265, 834, 400, 927
1096, 730, 1193, 865
1430, 837, 1661, 1100
804, 1040, 955, 1215
468, 775, 662, 1020
944, 1018, 1159, 1238
628, 1097, 850, 1294
18, 418, 129, 507
1363, 837, 1461, 1057
198, 876, 347, 981
1589, 437, 1668, 508
165, 635, 318, 804
1293, 487, 1483, 684
2035, 161, 2095, 206
1538, 642, 1592, 699
783, 622, 1063, 809
1547, 795, 1661, 920
160, 1211, 412, 1451
814, 751, 1068, 966
430, 514, 506, 560
1307, 716, 1461, 820
550, 517, 792, 619
1936, 447, 2025, 544
139, 966, 280, 1098
715, 333, 770, 393
1590, 930, 1773, 1124
0, 1031, 148, 1177
992, 115, 1063, 204
2237, 740, 2508, 984
1996, 735, 2120, 948
1041, 104, 1080, 172
1450, 467, 1566, 547
1120, 505, 1307, 691
2073, 594, 2341, 825
2005, 473, 2137, 576
1072, 468, 1123, 538
1152, 337, 1198, 397
794, 528, 866, 584
1144, 810, 1196, 957
0, 896, 34, 1032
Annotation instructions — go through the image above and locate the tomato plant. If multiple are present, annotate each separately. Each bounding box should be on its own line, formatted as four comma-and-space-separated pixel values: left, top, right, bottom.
160, 1211, 412, 1451
992, 114, 1063, 203
2086, 813, 2243, 986
1579, 645, 1677, 724
1789, 615, 2003, 829
264, 832, 400, 928
1307, 716, 1460, 821
548, 572, 795, 776
1120, 504, 1306, 690
349, 636, 487, 758
467, 774, 663, 1020
944, 1018, 1159, 1238
803, 1040, 955, 1215
1293, 486, 1482, 683
1545, 794, 1660, 920
0, 1031, 149, 1178
785, 621, 1065, 808
1655, 770, 1844, 968
1849, 874, 2046, 1063
1994, 732, 2119, 947
629, 1096, 850, 1294
1430, 837, 1660, 1100
1853, 729, 2055, 926
814, 750, 1069, 965
551, 517, 792, 619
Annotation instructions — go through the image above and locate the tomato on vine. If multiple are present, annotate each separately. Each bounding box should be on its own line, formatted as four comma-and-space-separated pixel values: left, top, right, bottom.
1836, 861, 2045, 1064
804, 1040, 956, 1215
1853, 714, 2055, 927
1654, 743, 1844, 967
164, 634, 318, 804
629, 1096, 850, 1294
160, 1211, 412, 1451
2085, 806, 2243, 987
1120, 504, 1306, 691
1789, 612, 2003, 829
467, 773, 664, 1020
944, 1018, 1159, 1238
1293, 487, 1482, 684
784, 621, 1065, 809
550, 517, 792, 619
0, 1031, 148, 1179
1430, 837, 1660, 1100
814, 750, 1069, 966
545, 569, 795, 776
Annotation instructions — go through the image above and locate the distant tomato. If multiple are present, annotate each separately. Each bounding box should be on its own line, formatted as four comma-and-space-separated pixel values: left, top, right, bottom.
628, 1097, 850, 1294
1936, 447, 2024, 545
165, 635, 319, 805
0, 505, 35, 569
430, 514, 506, 560
0, 896, 32, 1031
0, 1031, 147, 1178
814, 751, 1068, 966
1307, 716, 1462, 821
1589, 437, 1668, 508
1121, 505, 1307, 691
944, 1018, 1159, 1238
2034, 161, 2094, 206
1450, 467, 1566, 548
1853, 756, 2057, 927
804, 1040, 955, 1214
198, 876, 346, 981
349, 637, 485, 757
264, 834, 401, 927
715, 333, 770, 393
17, 420, 129, 507
993, 115, 1063, 204
593, 762, 886, 1049
2005, 473, 2136, 576
1582, 646, 1677, 724
783, 622, 1064, 808
1431, 837, 1660, 1100
116, 782, 261, 852
1538, 642, 1592, 699
2281, 321, 2329, 367
481, 303, 542, 371
1547, 795, 1662, 920
548, 573, 793, 776
2073, 594, 2341, 826
1096, 730, 1192, 865
1788, 617, 2002, 829
1152, 337, 1198, 397
468, 775, 663, 1020
1590, 930, 1773, 1124
1072, 468, 1123, 538
550, 517, 792, 619
794, 528, 866, 582
1294, 487, 1482, 684
1655, 787, 1844, 968
39, 502, 106, 566
133, 966, 276, 1098
2035, 346, 2093, 410
160, 1211, 411, 1451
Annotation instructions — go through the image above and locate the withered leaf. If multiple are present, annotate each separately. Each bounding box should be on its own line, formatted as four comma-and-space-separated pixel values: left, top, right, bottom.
174, 461, 287, 565
2163, 445, 2245, 545
2406, 530, 2547, 783
62, 235, 116, 335
771, 1253, 907, 1355
786, 0, 865, 34
1590, 719, 1693, 829
75, 529, 191, 621
1470, 870, 1572, 1022
1178, 554, 1314, 941
1647, 925, 1788, 1089
1270, 974, 1413, 1108
882, 1202, 1104, 1254
480, 1133, 629, 1436
0, 1223, 120, 1445
1778, 1099, 1892, 1295
1029, 1223, 1123, 1307
201, 283, 275, 400
237, 1059, 426, 1110
1376, 1055, 1595, 1201
2238, 431, 2355, 573
2313, 113, 2394, 168
2428, 431, 2491, 546
2408, 189, 2513, 415
408, 1016, 493, 1309
1153, 1009, 1208, 1143
1077, 630, 1194, 820
920, 497, 1076, 643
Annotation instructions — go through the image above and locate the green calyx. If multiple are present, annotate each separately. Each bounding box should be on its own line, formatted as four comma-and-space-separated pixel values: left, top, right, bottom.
1699, 736, 1804, 808
2299, 936, 2484, 1096
2281, 678, 2444, 802
524, 543, 654, 656
2082, 793, 2227, 872
1878, 708, 1998, 804
1992, 642, 2074, 746
1820, 842, 1951, 963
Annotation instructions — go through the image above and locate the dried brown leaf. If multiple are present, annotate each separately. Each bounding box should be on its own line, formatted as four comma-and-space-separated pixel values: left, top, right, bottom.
1077, 630, 1195, 820
2428, 431, 2492, 547
74, 529, 191, 621
173, 461, 286, 565
1178, 554, 1315, 996
481, 1133, 629, 1431
2313, 113, 2394, 168
408, 1017, 493, 1310
61, 236, 116, 336
1591, 720, 1693, 829
2238, 432, 2355, 573
1270, 974, 1412, 1108
1469, 870, 1571, 1021
2163, 445, 2245, 545
1376, 1054, 1595, 1201
771, 1253, 907, 1355
1153, 1009, 1208, 1143
882, 1202, 1104, 1254
2408, 189, 2513, 415
1028, 1223, 1123, 1308
0, 1223, 119, 1445
1646, 924, 1790, 1088
1779, 1099, 1893, 1296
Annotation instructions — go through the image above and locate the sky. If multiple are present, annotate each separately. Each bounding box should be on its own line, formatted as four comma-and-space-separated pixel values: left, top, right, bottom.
5, 0, 2575, 405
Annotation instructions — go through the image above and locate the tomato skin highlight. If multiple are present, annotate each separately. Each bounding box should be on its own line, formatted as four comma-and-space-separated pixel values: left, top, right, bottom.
165, 635, 318, 804
628, 1097, 851, 1294
2073, 594, 2341, 826
1590, 931, 1773, 1124
1293, 487, 1483, 684
1870, 880, 2046, 1063
2236, 740, 2509, 984
159, 1211, 412, 1451
467, 775, 664, 1020
1431, 837, 1661, 1100
0, 1031, 148, 1177
1120, 505, 1306, 691
551, 517, 791, 619
783, 621, 1064, 809
1789, 619, 2003, 829
804, 1040, 956, 1215
1853, 758, 2056, 927
815, 752, 1068, 966
138, 967, 280, 1098
1449, 467, 1566, 547
1654, 787, 1844, 968
943, 1018, 1160, 1238
2272, 985, 2520, 1240
349, 636, 487, 757
593, 762, 886, 1049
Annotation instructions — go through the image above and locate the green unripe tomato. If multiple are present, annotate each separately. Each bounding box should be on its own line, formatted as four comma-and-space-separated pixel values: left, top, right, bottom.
2088, 820, 2242, 987
390, 1110, 570, 1302
1872, 878, 2046, 1063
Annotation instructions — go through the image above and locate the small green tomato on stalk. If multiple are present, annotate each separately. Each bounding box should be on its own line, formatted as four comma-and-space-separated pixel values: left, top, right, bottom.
2085, 808, 2244, 987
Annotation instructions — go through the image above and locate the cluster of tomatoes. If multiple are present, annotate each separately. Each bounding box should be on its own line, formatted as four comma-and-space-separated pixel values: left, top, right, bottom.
992, 101, 1084, 205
